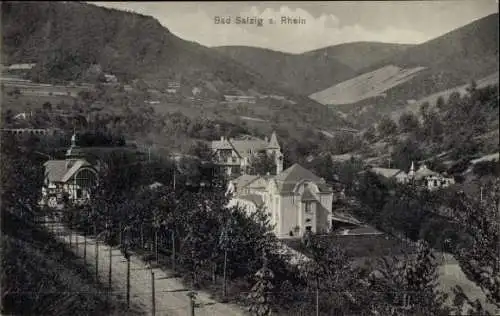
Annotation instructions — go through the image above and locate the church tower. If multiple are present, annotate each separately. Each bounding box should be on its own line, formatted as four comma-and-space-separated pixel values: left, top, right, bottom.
266, 131, 283, 175
408, 161, 415, 183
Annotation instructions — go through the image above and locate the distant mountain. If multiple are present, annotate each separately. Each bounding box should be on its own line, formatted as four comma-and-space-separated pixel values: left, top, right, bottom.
303, 42, 414, 72
1, 2, 265, 90
214, 42, 412, 96
310, 13, 499, 127
1, 1, 350, 131
214, 46, 356, 96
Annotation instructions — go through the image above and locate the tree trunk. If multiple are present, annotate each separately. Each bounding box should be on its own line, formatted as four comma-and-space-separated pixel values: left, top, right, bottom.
212, 262, 217, 284
140, 223, 144, 248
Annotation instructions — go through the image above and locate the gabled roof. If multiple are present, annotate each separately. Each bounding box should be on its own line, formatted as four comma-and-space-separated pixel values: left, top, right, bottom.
61, 160, 92, 182
275, 163, 322, 183
414, 165, 439, 180
239, 194, 264, 207
274, 163, 332, 193
229, 139, 268, 157
232, 174, 260, 189
210, 139, 233, 151
331, 210, 363, 225
44, 160, 68, 183
370, 167, 405, 178
44, 159, 93, 183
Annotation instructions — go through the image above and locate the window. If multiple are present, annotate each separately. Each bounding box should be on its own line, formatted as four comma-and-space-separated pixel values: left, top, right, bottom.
306, 226, 312, 232
75, 169, 97, 190
305, 202, 313, 213
76, 188, 82, 198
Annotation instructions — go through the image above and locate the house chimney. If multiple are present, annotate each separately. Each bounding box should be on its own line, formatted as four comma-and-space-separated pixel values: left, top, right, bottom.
265, 136, 269, 142
221, 136, 225, 141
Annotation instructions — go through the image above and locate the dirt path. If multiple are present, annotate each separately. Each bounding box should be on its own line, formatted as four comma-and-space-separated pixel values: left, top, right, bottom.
44, 219, 247, 316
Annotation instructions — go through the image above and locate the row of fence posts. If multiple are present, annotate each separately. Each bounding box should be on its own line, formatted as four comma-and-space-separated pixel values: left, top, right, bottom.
44, 211, 201, 315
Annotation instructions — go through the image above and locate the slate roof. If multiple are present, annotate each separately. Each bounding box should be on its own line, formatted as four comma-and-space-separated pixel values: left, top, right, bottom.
230, 139, 268, 158
232, 174, 260, 190
414, 165, 439, 180
331, 211, 362, 225
211, 132, 280, 158
230, 163, 332, 196
44, 160, 68, 183
275, 163, 322, 183
239, 194, 264, 207
370, 167, 404, 178
210, 139, 233, 151
44, 159, 93, 183
274, 163, 332, 193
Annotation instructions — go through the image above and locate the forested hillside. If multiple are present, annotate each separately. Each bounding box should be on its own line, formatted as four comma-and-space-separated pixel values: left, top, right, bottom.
317, 13, 499, 127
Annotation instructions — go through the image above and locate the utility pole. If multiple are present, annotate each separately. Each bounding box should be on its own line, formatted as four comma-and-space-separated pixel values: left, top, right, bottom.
108, 244, 113, 289
154, 215, 159, 264
316, 278, 320, 316
223, 248, 228, 298
187, 291, 197, 316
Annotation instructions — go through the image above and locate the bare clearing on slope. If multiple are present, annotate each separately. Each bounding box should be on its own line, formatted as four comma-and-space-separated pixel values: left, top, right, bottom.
309, 65, 425, 105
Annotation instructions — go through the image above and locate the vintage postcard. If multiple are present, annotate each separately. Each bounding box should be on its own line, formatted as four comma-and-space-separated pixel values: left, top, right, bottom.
1, 1, 498, 315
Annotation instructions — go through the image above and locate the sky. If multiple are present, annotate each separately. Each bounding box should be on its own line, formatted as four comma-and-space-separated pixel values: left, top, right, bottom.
89, 1, 498, 54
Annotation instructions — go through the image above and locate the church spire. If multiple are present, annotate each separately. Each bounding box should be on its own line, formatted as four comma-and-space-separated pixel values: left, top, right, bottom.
409, 161, 415, 179
66, 131, 82, 168
267, 131, 280, 149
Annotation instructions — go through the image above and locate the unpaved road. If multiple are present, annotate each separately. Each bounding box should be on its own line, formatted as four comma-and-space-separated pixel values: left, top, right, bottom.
44, 219, 247, 316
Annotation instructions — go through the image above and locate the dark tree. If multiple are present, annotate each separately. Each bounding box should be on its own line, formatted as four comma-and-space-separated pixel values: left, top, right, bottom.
398, 112, 420, 133
378, 116, 398, 138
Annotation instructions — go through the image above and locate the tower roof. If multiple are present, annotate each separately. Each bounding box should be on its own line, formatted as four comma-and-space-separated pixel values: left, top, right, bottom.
266, 131, 280, 149
66, 132, 84, 158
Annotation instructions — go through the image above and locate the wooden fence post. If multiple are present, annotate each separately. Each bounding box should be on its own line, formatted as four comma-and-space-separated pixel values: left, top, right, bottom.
108, 245, 113, 289
151, 270, 156, 316
84, 231, 87, 261
171, 230, 176, 272
127, 255, 131, 309
223, 248, 228, 298
95, 239, 99, 282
